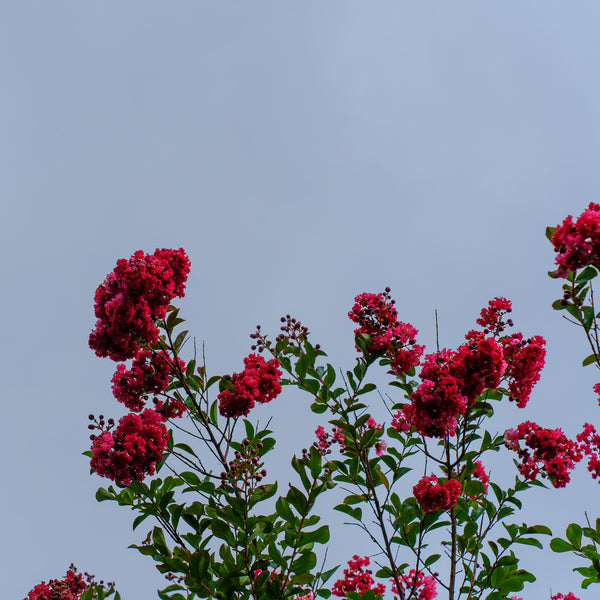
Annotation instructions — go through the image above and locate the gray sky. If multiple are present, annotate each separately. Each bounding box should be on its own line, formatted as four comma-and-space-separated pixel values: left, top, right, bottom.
3, 2, 600, 598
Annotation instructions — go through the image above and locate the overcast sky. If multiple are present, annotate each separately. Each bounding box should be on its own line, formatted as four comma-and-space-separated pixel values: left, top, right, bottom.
3, 3, 600, 599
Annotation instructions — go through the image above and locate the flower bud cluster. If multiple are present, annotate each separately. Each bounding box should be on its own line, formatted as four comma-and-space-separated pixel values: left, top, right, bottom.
275, 315, 310, 348
220, 439, 266, 487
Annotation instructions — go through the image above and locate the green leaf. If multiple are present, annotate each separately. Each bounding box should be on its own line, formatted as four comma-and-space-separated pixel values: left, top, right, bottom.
577, 266, 598, 283
515, 537, 543, 549
300, 525, 330, 545
244, 419, 255, 440
95, 487, 114, 502
583, 353, 598, 367
291, 551, 317, 573
152, 526, 171, 557
582, 306, 595, 331
173, 330, 189, 352
546, 226, 557, 241
550, 537, 574, 553
567, 523, 583, 549
132, 513, 150, 531
209, 399, 219, 425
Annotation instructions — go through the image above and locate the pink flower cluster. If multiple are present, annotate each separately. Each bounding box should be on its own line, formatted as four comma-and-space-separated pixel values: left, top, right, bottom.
88, 249, 192, 485
111, 350, 184, 412
576, 423, 600, 479
218, 354, 282, 418
394, 299, 546, 438
90, 409, 169, 486
550, 594, 580, 600
348, 289, 424, 376
313, 426, 344, 456
89, 248, 190, 361
500, 333, 546, 408
413, 474, 461, 513
24, 569, 88, 600
331, 555, 385, 597
551, 202, 600, 277
391, 569, 437, 600
504, 421, 583, 488
476, 296, 513, 336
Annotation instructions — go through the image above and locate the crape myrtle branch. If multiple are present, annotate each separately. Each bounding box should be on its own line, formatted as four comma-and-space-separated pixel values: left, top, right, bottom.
68, 241, 592, 600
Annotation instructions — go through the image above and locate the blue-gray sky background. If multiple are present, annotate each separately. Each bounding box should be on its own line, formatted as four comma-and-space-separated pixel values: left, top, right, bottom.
2, 2, 600, 598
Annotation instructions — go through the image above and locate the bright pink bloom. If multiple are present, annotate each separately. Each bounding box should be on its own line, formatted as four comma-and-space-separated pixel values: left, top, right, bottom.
551, 203, 600, 277
500, 333, 546, 408
332, 555, 385, 597
348, 289, 424, 375
90, 409, 169, 485
550, 594, 580, 600
89, 248, 191, 361
476, 297, 513, 335
403, 372, 468, 438
391, 409, 412, 433
24, 569, 88, 600
413, 475, 461, 512
391, 569, 437, 600
450, 331, 506, 404
332, 427, 346, 450
576, 423, 600, 479
504, 421, 583, 488
111, 350, 183, 412
218, 354, 282, 418
348, 291, 399, 351
594, 382, 600, 405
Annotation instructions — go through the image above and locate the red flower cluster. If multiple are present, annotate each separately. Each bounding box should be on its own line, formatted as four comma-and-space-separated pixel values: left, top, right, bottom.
504, 421, 583, 488
395, 299, 545, 438
550, 594, 580, 600
348, 289, 424, 376
25, 569, 88, 600
403, 358, 468, 438
451, 331, 506, 404
500, 333, 546, 408
391, 569, 437, 600
89, 248, 191, 361
218, 354, 282, 418
551, 202, 600, 277
331, 555, 385, 597
413, 474, 461, 513
576, 423, 600, 479
90, 409, 169, 486
476, 296, 513, 336
111, 350, 184, 412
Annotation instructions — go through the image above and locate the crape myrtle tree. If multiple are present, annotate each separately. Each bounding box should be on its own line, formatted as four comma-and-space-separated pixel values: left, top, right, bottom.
24, 205, 600, 600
